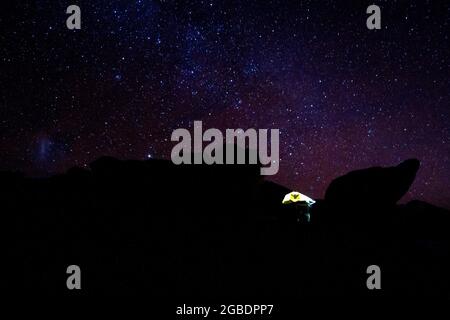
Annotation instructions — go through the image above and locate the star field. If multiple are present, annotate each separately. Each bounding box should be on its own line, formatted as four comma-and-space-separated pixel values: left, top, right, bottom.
1, 1, 449, 207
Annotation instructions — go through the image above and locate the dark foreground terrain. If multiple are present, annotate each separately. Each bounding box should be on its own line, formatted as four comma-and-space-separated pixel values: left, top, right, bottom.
3, 155, 450, 297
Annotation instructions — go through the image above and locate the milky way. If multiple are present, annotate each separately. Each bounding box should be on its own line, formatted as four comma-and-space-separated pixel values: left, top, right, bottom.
1, 1, 449, 207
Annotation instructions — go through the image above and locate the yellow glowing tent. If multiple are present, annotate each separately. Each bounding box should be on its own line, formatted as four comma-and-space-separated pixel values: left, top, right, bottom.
282, 191, 316, 206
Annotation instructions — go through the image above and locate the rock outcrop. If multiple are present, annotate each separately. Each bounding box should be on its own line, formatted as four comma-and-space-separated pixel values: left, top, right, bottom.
2, 156, 449, 297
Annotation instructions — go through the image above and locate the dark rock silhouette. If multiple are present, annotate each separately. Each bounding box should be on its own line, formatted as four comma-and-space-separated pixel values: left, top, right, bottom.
2, 155, 449, 297
325, 159, 420, 208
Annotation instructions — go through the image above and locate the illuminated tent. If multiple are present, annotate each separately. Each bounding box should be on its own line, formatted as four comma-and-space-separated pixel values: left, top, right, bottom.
281, 191, 315, 223
282, 191, 316, 206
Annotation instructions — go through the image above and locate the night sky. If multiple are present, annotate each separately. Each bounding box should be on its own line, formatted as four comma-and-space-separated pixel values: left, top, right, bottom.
1, 1, 449, 208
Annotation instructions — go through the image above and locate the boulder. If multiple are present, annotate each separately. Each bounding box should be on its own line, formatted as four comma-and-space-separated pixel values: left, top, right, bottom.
325, 159, 420, 207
